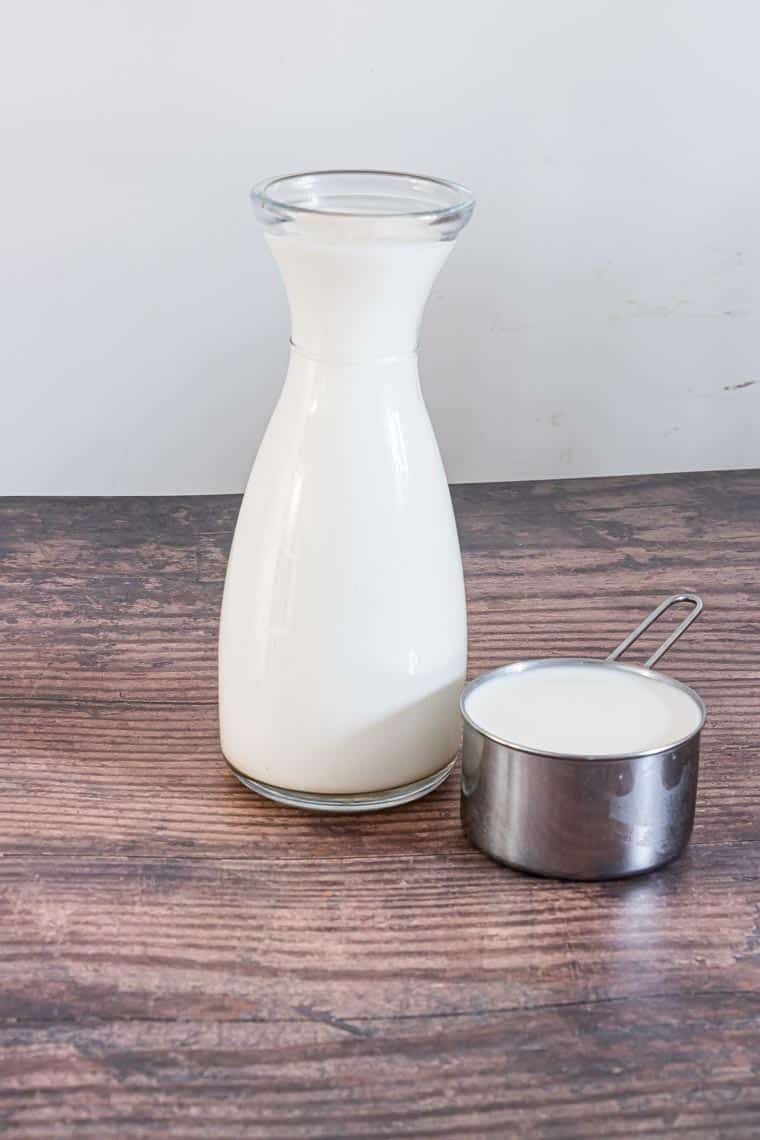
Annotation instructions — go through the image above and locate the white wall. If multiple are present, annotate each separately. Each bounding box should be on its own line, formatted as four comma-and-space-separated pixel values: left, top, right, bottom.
2, 0, 758, 494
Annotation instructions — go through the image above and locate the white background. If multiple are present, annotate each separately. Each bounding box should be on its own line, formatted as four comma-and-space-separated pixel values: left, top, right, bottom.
2, 0, 758, 494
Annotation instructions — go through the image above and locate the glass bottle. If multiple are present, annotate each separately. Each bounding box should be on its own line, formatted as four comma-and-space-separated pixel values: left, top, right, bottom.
219, 171, 475, 810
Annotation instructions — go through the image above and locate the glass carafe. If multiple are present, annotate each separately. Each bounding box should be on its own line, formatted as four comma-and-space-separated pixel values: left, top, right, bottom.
219, 171, 475, 810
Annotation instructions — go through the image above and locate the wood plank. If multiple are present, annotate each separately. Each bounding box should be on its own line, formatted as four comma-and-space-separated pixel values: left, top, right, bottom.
2, 993, 760, 1138
1, 846, 758, 1025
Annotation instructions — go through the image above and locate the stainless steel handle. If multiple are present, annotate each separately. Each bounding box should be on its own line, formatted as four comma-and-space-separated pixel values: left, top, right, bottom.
607, 593, 703, 670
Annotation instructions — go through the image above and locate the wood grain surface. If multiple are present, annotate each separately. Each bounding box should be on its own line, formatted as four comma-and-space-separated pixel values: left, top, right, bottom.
1, 470, 759, 1137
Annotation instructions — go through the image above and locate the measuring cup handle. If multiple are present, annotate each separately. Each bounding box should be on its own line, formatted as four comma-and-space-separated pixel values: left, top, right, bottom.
607, 593, 703, 670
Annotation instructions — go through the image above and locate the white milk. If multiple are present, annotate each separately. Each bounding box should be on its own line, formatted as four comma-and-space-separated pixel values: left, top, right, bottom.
218, 225, 467, 794
463, 663, 703, 756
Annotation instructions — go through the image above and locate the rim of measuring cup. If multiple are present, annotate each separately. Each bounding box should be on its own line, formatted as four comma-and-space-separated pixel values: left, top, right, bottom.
460, 657, 707, 762
251, 169, 475, 220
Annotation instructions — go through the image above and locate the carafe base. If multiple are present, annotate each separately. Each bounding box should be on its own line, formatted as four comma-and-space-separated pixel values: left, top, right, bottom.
225, 756, 457, 813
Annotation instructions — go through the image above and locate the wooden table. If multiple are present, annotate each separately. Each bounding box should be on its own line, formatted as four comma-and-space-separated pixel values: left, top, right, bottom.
1, 470, 759, 1138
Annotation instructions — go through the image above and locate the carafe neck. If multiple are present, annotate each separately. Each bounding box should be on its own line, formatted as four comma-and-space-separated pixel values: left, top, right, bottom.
267, 235, 454, 364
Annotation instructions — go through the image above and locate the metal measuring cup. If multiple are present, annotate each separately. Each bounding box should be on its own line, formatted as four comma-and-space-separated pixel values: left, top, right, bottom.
460, 595, 706, 880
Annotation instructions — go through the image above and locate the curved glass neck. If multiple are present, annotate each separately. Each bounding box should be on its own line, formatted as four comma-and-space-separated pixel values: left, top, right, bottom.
253, 171, 474, 362
267, 233, 454, 363
251, 170, 475, 244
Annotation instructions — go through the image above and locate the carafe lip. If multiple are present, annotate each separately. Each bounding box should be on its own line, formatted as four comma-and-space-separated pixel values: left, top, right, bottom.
252, 169, 474, 220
